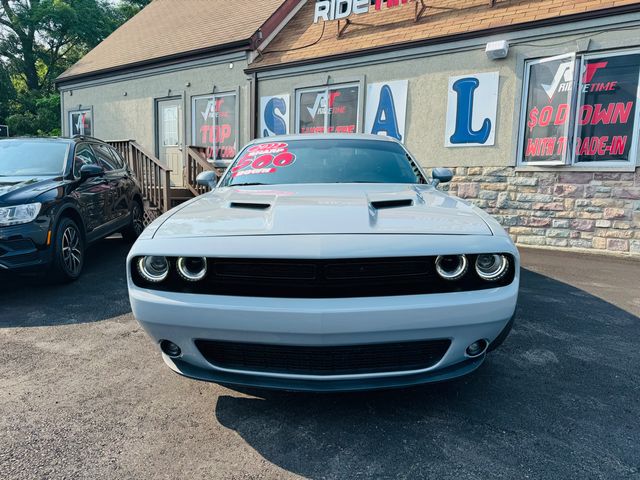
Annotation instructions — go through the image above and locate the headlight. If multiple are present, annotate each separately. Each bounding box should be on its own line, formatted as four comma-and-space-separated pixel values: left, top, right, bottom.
137, 256, 169, 282
177, 257, 207, 282
475, 254, 509, 281
435, 255, 468, 280
0, 202, 42, 227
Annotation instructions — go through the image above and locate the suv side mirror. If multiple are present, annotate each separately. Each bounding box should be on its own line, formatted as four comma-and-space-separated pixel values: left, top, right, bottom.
79, 164, 104, 180
196, 170, 218, 190
431, 168, 453, 187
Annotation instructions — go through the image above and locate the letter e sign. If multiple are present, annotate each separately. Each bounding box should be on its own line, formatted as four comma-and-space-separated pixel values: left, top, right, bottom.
445, 72, 499, 147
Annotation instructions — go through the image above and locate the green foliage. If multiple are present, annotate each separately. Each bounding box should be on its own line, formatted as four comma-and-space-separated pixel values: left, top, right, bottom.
0, 0, 151, 136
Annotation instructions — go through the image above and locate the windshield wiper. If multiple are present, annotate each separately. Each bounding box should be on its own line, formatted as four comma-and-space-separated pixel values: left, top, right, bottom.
231, 182, 268, 187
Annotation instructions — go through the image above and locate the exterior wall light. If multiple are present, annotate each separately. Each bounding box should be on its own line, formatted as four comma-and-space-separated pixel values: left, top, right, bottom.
486, 40, 509, 60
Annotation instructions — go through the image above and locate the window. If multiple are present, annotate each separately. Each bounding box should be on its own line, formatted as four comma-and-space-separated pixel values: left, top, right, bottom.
94, 144, 123, 171
73, 144, 98, 177
162, 106, 179, 147
108, 147, 126, 170
220, 138, 419, 187
69, 108, 93, 137
0, 140, 68, 176
296, 84, 360, 134
191, 92, 238, 161
519, 50, 640, 166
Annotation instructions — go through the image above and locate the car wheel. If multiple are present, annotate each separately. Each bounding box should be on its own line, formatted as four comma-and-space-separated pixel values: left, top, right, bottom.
50, 218, 84, 283
122, 201, 144, 243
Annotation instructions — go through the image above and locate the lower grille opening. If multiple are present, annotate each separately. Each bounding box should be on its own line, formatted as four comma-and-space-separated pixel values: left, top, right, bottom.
195, 339, 451, 376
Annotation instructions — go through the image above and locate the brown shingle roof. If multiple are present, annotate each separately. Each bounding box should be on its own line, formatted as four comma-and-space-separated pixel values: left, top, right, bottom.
58, 0, 287, 82
250, 0, 640, 70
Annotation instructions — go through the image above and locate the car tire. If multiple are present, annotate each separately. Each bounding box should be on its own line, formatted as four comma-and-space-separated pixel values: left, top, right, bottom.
49, 217, 85, 283
121, 201, 144, 243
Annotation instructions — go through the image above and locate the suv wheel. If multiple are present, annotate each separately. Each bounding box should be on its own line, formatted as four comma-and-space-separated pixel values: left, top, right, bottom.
122, 201, 144, 242
50, 218, 84, 282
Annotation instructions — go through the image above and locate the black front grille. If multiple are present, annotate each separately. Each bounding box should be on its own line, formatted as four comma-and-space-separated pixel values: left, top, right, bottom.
131, 255, 516, 298
195, 339, 451, 376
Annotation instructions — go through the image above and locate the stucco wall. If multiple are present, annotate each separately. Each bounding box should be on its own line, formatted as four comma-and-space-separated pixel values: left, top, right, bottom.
60, 54, 251, 156
257, 48, 516, 168
255, 24, 640, 171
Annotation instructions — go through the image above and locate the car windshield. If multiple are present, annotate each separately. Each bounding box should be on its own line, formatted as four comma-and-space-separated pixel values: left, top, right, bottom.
0, 140, 68, 176
220, 138, 421, 187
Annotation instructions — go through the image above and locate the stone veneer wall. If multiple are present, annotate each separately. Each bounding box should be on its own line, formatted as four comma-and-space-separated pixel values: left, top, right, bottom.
443, 167, 640, 256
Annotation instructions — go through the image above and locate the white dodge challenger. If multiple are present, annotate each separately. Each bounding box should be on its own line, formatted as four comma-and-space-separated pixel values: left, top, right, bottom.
127, 134, 519, 391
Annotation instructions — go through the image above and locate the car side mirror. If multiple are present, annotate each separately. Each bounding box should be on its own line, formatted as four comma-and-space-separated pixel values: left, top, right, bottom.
196, 170, 218, 190
431, 168, 453, 187
79, 164, 104, 181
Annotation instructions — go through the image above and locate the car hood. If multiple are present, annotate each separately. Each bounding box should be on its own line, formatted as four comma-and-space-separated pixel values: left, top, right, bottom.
0, 175, 62, 205
153, 183, 493, 239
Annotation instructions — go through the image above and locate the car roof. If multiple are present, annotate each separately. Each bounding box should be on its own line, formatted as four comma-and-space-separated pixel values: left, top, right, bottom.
248, 133, 401, 144
0, 136, 106, 145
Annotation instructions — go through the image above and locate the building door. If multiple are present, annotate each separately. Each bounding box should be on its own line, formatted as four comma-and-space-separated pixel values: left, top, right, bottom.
157, 98, 183, 187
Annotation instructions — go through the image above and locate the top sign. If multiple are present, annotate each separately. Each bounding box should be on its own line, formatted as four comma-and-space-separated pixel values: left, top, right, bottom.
314, 0, 411, 23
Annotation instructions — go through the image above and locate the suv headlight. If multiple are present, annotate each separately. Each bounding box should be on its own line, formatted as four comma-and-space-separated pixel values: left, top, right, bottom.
0, 203, 42, 227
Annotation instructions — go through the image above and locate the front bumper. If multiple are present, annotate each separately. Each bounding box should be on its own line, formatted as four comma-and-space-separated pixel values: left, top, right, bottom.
0, 221, 52, 272
130, 281, 519, 391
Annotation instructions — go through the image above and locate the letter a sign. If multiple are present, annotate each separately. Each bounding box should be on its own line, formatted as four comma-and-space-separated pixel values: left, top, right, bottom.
365, 80, 408, 142
445, 72, 499, 147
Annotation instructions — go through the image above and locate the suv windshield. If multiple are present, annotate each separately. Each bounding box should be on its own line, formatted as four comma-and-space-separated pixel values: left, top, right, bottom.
220, 138, 421, 187
0, 140, 68, 177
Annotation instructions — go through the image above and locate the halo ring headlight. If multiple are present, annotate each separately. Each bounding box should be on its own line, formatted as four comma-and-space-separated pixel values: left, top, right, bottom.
435, 255, 468, 281
475, 254, 509, 281
177, 257, 208, 282
138, 256, 169, 283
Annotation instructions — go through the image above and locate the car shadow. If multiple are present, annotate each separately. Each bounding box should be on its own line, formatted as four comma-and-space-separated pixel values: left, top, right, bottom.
213, 270, 640, 479
0, 236, 132, 327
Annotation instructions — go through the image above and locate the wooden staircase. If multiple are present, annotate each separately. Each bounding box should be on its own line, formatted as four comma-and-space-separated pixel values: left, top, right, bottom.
108, 140, 214, 223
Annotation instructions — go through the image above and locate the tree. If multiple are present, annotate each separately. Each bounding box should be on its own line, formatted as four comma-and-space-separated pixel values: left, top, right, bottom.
0, 0, 151, 135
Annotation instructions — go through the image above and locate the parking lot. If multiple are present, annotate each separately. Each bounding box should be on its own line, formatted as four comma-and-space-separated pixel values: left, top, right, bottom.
1, 239, 639, 480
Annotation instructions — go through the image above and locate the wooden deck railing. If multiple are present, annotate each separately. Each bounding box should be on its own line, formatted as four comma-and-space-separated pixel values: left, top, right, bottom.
108, 140, 173, 214
185, 146, 215, 197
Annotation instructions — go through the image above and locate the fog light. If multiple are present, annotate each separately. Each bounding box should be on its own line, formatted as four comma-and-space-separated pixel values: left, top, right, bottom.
160, 340, 181, 358
466, 340, 488, 358
435, 255, 468, 280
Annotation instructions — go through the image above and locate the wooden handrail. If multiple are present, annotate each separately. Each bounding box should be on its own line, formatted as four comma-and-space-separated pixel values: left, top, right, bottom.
107, 140, 173, 214
185, 146, 214, 197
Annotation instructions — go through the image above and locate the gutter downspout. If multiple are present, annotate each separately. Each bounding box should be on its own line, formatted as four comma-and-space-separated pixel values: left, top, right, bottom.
250, 71, 258, 140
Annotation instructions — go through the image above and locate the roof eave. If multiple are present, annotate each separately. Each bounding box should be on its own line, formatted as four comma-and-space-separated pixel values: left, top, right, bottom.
55, 39, 253, 87
246, 3, 640, 74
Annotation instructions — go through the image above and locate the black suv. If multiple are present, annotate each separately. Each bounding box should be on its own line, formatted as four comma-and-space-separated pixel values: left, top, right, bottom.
0, 137, 144, 281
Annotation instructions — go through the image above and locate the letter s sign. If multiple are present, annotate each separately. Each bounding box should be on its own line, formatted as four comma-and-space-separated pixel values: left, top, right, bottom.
445, 72, 499, 147
260, 95, 290, 137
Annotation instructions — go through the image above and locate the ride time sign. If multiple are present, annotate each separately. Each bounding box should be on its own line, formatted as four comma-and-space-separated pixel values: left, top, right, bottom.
314, 0, 411, 23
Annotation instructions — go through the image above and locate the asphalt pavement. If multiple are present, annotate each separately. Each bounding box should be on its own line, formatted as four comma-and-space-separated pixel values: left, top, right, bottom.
0, 238, 639, 480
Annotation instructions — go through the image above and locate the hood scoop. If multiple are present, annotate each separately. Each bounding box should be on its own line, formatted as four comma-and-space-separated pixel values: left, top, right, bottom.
229, 201, 271, 210
370, 199, 414, 210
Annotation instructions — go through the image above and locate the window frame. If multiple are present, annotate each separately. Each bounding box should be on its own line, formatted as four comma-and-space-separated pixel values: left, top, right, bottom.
517, 49, 640, 168
190, 90, 240, 160
517, 53, 578, 167
294, 82, 362, 135
570, 48, 640, 168
68, 107, 94, 138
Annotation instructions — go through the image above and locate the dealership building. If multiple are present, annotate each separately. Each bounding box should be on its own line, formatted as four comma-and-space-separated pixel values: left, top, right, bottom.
56, 0, 640, 256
